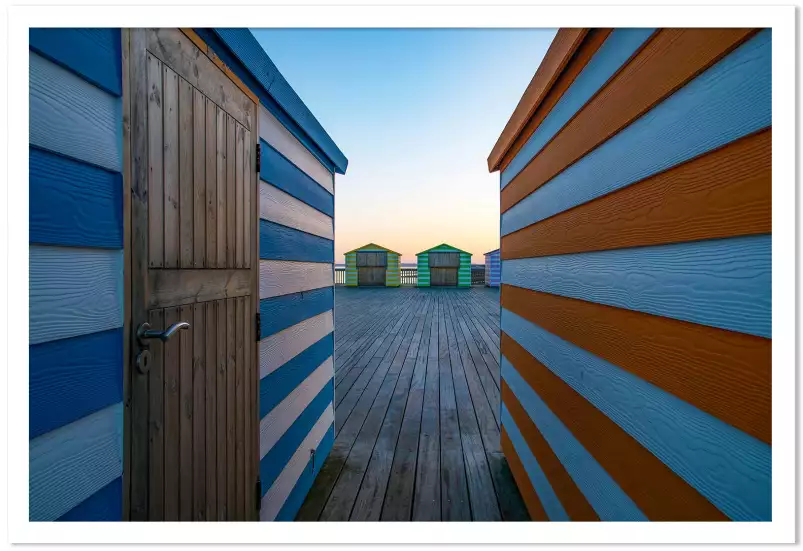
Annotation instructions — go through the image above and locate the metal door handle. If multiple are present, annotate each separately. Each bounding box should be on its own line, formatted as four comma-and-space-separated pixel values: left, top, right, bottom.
137, 321, 190, 344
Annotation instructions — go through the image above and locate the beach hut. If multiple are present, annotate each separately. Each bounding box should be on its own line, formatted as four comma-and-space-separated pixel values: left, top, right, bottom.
29, 28, 346, 522
344, 243, 401, 287
488, 28, 771, 521
416, 243, 471, 287
484, 249, 500, 287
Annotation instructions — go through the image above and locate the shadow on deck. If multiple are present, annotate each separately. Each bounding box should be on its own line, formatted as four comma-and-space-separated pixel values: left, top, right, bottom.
296, 286, 529, 521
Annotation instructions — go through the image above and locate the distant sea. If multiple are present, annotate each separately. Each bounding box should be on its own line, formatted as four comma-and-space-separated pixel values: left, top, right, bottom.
335, 263, 483, 269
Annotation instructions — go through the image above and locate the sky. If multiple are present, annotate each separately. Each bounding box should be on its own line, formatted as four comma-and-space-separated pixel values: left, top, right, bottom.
251, 28, 557, 264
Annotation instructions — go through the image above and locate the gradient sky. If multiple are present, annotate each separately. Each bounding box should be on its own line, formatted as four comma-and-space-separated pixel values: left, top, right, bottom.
251, 28, 557, 264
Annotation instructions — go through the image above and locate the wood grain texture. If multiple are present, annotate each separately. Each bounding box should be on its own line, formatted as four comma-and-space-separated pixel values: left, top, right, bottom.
259, 105, 334, 193
259, 260, 333, 299
503, 129, 771, 260
501, 29, 772, 225
259, 311, 334, 378
216, 299, 228, 520
498, 29, 612, 174
226, 116, 236, 267
178, 77, 194, 268
29, 51, 122, 172
501, 428, 547, 521
503, 381, 599, 521
225, 298, 236, 518
29, 402, 123, 521
502, 284, 771, 443
147, 54, 164, 267
502, 234, 771, 339
243, 128, 252, 269
146, 28, 254, 131
192, 304, 207, 520
29, 146, 123, 249
163, 66, 180, 268
163, 307, 181, 520
501, 28, 655, 189
488, 29, 588, 171
502, 310, 770, 521
148, 268, 251, 308
259, 180, 334, 240
259, 357, 333, 459
193, 89, 207, 268
235, 298, 245, 519
504, 28, 756, 203
147, 308, 165, 520
260, 287, 334, 339
179, 304, 193, 520
216, 106, 227, 268
29, 245, 123, 345
206, 98, 218, 268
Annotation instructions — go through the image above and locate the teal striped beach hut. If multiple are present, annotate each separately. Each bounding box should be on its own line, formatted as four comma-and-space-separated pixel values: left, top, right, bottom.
416, 243, 471, 287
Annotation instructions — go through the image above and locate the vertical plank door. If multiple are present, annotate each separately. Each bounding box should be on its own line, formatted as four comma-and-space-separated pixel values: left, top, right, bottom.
127, 28, 259, 521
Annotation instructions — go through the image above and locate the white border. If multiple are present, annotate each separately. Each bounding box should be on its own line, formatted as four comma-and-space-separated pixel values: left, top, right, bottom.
7, 1, 795, 545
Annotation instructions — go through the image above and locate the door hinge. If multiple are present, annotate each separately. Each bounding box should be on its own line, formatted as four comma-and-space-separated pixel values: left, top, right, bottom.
255, 477, 262, 511
255, 312, 261, 341
255, 143, 261, 173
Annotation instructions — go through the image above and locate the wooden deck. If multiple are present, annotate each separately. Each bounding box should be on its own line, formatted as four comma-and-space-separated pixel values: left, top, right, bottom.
296, 286, 529, 521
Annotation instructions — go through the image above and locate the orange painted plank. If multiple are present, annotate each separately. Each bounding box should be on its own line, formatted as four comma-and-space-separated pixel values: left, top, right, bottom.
488, 28, 588, 172
501, 28, 759, 212
501, 284, 771, 444
499, 29, 612, 173
502, 129, 772, 260
502, 333, 729, 521
501, 427, 547, 521
503, 382, 599, 521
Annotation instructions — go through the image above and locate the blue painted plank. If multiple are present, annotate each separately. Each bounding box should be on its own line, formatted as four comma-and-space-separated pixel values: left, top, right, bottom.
501, 28, 655, 189
30, 328, 123, 440
502, 234, 771, 338
260, 288, 334, 339
259, 219, 334, 263
275, 423, 335, 521
502, 308, 771, 521
502, 406, 569, 521
29, 28, 122, 97
30, 147, 123, 249
30, 402, 123, 521
260, 381, 334, 494
260, 333, 334, 418
503, 358, 646, 521
260, 141, 335, 217
204, 28, 348, 174
502, 29, 772, 236
57, 476, 122, 521
30, 245, 124, 345
29, 52, 123, 174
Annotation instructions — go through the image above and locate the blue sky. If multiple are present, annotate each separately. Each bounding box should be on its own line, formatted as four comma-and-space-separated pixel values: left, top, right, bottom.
251, 28, 557, 263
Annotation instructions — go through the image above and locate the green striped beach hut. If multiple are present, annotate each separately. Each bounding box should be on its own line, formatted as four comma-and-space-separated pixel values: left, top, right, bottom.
344, 243, 401, 287
416, 243, 471, 287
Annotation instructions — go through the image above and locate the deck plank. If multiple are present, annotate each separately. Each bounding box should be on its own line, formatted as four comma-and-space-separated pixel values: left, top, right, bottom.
296, 287, 528, 522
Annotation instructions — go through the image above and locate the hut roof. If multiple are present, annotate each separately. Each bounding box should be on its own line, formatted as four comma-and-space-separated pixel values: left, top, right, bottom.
416, 243, 471, 256
345, 243, 401, 255
484, 249, 500, 256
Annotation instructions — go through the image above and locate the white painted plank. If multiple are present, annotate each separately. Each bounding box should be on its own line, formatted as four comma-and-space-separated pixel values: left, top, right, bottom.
29, 51, 122, 172
260, 403, 334, 521
259, 106, 334, 194
259, 260, 332, 299
259, 181, 334, 240
29, 402, 123, 521
259, 311, 334, 378
259, 357, 333, 458
30, 245, 123, 345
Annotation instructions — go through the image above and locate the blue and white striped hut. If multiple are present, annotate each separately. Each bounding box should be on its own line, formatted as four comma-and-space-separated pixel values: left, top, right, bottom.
484, 248, 500, 287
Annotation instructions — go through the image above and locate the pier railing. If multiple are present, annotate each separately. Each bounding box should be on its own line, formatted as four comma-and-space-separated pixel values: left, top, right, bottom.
335, 267, 487, 286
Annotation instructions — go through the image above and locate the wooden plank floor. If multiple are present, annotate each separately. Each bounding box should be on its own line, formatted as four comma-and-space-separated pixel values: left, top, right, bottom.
296, 286, 530, 521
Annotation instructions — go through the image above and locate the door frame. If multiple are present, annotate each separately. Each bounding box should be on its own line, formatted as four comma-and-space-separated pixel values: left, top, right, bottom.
122, 27, 261, 521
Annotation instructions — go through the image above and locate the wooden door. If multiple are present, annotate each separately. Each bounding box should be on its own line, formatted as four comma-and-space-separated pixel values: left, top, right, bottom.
356, 251, 387, 267
430, 267, 458, 286
358, 267, 386, 286
429, 252, 459, 267
127, 29, 259, 521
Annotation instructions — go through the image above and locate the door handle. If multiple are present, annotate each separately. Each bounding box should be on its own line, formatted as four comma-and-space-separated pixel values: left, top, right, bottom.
137, 321, 190, 345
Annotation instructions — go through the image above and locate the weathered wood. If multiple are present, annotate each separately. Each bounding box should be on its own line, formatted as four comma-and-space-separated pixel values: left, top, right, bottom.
148, 268, 252, 308
147, 309, 165, 520
428, 252, 459, 267
235, 297, 246, 519
243, 129, 252, 269
178, 78, 194, 268
147, 54, 164, 268
121, 27, 133, 522
192, 304, 206, 520
216, 107, 227, 268
226, 297, 237, 518
163, 66, 179, 268
178, 304, 193, 520
430, 267, 457, 287
206, 98, 218, 268
216, 299, 228, 520
193, 89, 206, 268
163, 307, 181, 520
235, 124, 245, 268
226, 115, 236, 268
205, 301, 218, 520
